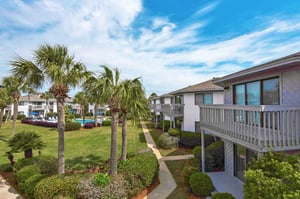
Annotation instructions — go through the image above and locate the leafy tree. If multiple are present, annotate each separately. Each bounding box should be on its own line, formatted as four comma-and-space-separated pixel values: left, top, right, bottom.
8, 131, 47, 158
244, 151, 300, 199
0, 87, 13, 128
10, 43, 90, 174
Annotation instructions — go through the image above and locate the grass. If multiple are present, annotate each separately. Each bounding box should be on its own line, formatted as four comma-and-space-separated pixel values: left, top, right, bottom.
166, 159, 191, 199
146, 122, 192, 156
0, 120, 147, 171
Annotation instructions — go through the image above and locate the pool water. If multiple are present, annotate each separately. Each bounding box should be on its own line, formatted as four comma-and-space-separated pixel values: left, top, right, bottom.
75, 119, 95, 125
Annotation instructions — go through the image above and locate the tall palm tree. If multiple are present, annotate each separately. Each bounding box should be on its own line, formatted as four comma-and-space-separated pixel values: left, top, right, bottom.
10, 43, 90, 174
2, 76, 29, 135
119, 78, 148, 160
0, 87, 13, 129
40, 91, 53, 117
73, 91, 89, 124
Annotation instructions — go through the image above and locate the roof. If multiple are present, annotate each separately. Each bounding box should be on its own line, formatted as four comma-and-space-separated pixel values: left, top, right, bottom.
19, 94, 56, 102
170, 79, 224, 95
214, 51, 300, 84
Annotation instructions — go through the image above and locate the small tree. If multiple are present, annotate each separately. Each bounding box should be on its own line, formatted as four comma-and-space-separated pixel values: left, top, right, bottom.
8, 131, 47, 158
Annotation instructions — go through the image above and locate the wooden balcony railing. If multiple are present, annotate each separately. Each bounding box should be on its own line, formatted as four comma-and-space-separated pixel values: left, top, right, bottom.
150, 104, 162, 112
161, 104, 184, 117
199, 105, 300, 152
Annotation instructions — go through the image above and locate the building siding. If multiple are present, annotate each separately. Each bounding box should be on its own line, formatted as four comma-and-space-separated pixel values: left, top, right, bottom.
183, 93, 199, 132
282, 69, 300, 105
224, 139, 234, 176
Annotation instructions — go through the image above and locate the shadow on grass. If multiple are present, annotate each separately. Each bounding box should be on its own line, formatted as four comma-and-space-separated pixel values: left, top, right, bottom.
66, 154, 104, 171
139, 132, 146, 143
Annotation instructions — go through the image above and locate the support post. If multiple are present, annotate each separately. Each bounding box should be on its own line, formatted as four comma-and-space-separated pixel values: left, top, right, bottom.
201, 130, 205, 172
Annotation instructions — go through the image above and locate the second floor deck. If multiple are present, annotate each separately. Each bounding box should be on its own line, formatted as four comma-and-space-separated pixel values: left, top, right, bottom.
199, 105, 300, 152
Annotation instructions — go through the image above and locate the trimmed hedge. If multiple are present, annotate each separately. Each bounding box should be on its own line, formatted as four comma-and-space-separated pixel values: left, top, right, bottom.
182, 165, 198, 184
101, 120, 111, 126
168, 128, 180, 137
22, 119, 57, 128
24, 174, 46, 199
189, 172, 214, 197
212, 192, 235, 199
16, 165, 41, 192
34, 175, 81, 199
65, 122, 81, 131
118, 151, 159, 198
179, 131, 216, 148
13, 156, 58, 175
205, 141, 224, 172
159, 120, 171, 132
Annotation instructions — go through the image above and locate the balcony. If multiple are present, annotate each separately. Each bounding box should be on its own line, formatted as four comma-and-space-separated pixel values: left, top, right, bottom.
161, 104, 184, 117
199, 105, 300, 152
150, 104, 162, 112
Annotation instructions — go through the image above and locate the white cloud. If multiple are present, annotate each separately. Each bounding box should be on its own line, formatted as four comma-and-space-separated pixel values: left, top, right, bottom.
1, 0, 300, 96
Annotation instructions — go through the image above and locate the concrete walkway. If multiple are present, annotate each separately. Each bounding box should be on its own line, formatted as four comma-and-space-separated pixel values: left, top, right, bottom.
141, 122, 193, 199
0, 174, 23, 199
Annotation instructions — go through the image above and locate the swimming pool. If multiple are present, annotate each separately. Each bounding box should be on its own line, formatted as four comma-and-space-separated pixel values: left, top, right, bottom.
75, 119, 103, 125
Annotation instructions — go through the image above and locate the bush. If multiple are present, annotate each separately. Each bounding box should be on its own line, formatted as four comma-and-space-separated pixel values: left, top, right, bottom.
119, 151, 159, 198
189, 172, 214, 197
158, 134, 178, 149
24, 174, 46, 199
74, 113, 81, 118
182, 165, 198, 184
34, 175, 81, 199
17, 114, 26, 120
14, 156, 58, 175
84, 123, 95, 129
93, 173, 110, 188
101, 120, 111, 126
212, 192, 235, 199
205, 141, 224, 172
78, 174, 129, 199
65, 122, 81, 131
16, 165, 41, 192
168, 128, 180, 137
179, 131, 215, 148
193, 146, 201, 162
159, 120, 170, 132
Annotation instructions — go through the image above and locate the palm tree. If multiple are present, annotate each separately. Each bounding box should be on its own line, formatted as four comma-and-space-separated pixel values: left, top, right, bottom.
73, 91, 89, 124
119, 78, 148, 160
40, 91, 53, 118
10, 43, 90, 174
2, 76, 29, 135
0, 87, 13, 128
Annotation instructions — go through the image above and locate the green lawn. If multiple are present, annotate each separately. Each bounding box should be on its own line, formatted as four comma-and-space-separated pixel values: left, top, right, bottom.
166, 159, 190, 199
146, 123, 192, 156
0, 120, 147, 171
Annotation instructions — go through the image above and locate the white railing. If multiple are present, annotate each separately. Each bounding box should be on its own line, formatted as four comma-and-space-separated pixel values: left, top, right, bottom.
150, 104, 162, 112
199, 105, 300, 152
161, 104, 184, 117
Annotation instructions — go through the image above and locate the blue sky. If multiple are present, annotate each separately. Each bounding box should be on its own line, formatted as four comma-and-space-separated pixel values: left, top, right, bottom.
1, 0, 300, 96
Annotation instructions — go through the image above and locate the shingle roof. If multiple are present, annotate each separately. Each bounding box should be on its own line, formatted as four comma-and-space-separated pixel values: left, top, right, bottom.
170, 79, 223, 95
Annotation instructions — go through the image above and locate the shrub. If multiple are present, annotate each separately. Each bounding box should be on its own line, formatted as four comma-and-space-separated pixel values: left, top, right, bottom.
93, 173, 110, 188
24, 174, 46, 199
78, 174, 129, 199
34, 175, 81, 199
101, 120, 111, 126
84, 123, 95, 129
74, 113, 81, 118
168, 128, 180, 137
212, 192, 235, 199
205, 141, 224, 172
65, 122, 81, 131
182, 165, 198, 184
17, 114, 26, 120
119, 151, 159, 198
193, 146, 202, 163
189, 172, 214, 197
14, 156, 58, 175
158, 134, 178, 149
179, 131, 216, 148
159, 120, 170, 132
16, 165, 41, 192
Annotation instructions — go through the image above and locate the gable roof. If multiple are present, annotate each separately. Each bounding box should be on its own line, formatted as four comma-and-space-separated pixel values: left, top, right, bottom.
170, 79, 223, 95
214, 51, 300, 85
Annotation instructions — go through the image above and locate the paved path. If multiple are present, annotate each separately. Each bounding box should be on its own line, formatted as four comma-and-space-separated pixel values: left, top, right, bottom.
0, 175, 23, 199
141, 122, 193, 199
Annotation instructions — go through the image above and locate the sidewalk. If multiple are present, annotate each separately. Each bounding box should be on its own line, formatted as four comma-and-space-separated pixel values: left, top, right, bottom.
0, 174, 23, 199
141, 122, 193, 199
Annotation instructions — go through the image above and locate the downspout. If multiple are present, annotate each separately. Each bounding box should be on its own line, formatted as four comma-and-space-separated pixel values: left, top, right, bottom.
201, 130, 205, 172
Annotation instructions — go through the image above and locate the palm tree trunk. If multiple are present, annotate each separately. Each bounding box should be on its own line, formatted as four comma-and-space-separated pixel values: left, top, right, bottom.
24, 148, 33, 158
121, 113, 127, 161
94, 104, 99, 127
82, 105, 85, 125
12, 96, 19, 136
57, 97, 65, 174
109, 111, 118, 175
0, 109, 4, 128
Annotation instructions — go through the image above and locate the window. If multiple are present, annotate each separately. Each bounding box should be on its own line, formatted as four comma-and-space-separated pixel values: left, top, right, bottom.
233, 77, 279, 105
195, 93, 213, 105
